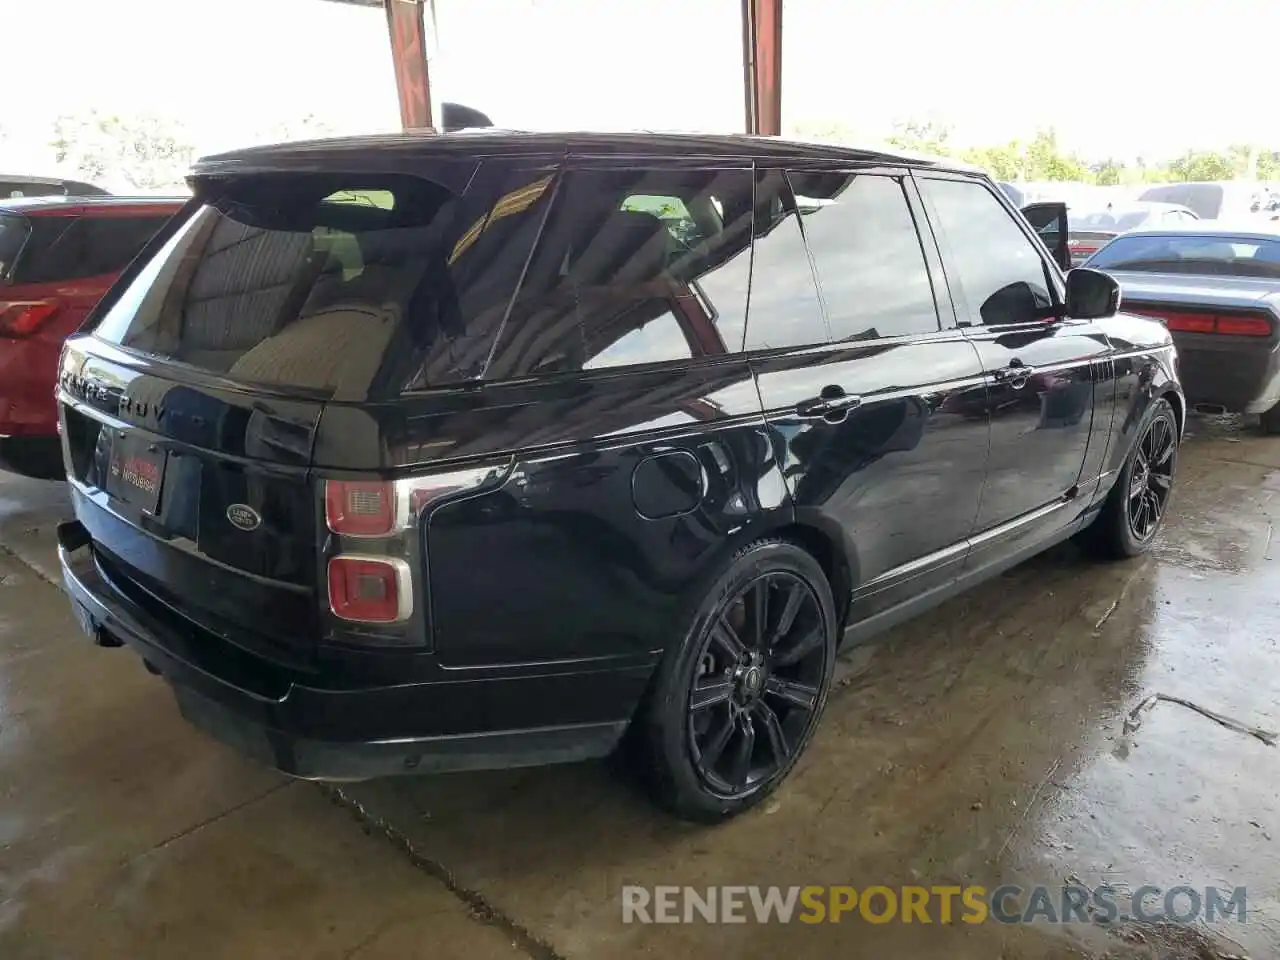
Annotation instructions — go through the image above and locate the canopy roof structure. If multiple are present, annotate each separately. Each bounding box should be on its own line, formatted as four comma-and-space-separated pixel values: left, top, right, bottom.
323, 0, 782, 135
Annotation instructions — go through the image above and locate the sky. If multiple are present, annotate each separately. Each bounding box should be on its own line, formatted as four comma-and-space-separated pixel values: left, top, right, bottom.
5, 0, 1280, 177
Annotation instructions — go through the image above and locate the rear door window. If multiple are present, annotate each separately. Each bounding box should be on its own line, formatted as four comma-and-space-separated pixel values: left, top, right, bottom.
482, 167, 754, 381
13, 214, 173, 283
93, 165, 557, 398
788, 171, 939, 341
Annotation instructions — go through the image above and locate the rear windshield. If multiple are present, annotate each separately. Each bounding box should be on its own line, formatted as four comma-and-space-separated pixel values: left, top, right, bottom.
91, 168, 556, 398
11, 213, 173, 284
0, 214, 30, 279
1087, 234, 1280, 277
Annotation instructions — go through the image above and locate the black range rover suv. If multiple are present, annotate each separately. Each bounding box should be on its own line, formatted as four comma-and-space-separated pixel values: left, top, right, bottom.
56, 132, 1183, 821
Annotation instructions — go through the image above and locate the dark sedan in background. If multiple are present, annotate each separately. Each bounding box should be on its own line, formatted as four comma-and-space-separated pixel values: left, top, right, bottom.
1085, 223, 1280, 432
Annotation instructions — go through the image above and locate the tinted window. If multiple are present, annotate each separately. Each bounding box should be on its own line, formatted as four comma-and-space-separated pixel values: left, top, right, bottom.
483, 167, 754, 380
743, 170, 826, 351
790, 172, 938, 341
1086, 234, 1280, 278
14, 214, 172, 283
0, 181, 63, 199
921, 178, 1055, 327
95, 166, 554, 397
0, 214, 30, 279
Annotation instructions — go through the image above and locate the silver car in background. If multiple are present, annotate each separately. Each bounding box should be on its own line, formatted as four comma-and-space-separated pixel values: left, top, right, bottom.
1084, 223, 1280, 432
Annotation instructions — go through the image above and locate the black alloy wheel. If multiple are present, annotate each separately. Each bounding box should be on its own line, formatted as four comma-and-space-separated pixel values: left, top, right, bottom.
687, 571, 828, 799
635, 538, 837, 822
1077, 397, 1179, 560
1127, 412, 1176, 542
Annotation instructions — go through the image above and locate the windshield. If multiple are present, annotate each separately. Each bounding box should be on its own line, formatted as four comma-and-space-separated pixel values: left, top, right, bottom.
1087, 234, 1280, 277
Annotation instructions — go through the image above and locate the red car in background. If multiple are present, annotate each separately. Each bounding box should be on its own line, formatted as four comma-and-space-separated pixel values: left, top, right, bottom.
0, 196, 182, 478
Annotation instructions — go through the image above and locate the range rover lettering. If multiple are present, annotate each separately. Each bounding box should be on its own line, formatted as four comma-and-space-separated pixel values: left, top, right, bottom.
55, 132, 1183, 822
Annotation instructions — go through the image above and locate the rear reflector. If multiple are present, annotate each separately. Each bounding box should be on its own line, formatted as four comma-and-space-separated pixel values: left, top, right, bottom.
1126, 307, 1273, 337
328, 556, 412, 623
0, 300, 61, 337
326, 481, 395, 536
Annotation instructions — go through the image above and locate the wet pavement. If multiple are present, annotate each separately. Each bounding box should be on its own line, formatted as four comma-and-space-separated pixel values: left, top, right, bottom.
2, 416, 1278, 959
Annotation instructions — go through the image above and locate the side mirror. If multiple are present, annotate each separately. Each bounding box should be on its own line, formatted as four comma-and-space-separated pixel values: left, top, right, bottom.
1065, 267, 1121, 320
1020, 201, 1071, 271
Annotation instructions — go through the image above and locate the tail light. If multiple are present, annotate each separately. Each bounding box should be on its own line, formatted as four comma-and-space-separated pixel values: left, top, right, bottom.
325, 481, 396, 536
324, 470, 495, 538
328, 556, 412, 623
323, 466, 504, 627
0, 299, 61, 337
1127, 307, 1273, 338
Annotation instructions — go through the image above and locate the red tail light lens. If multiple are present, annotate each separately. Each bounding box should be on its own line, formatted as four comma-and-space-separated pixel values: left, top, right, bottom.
1215, 315, 1272, 337
0, 300, 61, 337
1126, 308, 1272, 337
328, 556, 411, 623
325, 480, 396, 536
1163, 312, 1217, 333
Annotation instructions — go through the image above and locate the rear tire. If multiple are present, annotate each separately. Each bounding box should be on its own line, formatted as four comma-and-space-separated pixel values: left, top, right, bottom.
634, 539, 837, 823
1259, 403, 1280, 435
1078, 397, 1178, 560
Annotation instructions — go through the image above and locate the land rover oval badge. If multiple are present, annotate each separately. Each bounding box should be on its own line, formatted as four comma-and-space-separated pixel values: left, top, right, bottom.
227, 504, 261, 532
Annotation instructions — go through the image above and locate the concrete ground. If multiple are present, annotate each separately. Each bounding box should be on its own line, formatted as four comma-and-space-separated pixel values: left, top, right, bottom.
2, 416, 1277, 959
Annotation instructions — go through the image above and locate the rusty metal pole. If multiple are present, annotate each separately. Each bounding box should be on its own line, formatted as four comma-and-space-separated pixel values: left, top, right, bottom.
384, 0, 434, 130
741, 0, 782, 135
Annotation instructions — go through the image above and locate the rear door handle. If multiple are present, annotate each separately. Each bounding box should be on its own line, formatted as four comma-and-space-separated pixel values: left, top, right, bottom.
796, 386, 863, 421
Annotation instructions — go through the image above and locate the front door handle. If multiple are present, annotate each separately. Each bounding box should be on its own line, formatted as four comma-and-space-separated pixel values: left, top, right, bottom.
993, 358, 1031, 389
796, 385, 863, 422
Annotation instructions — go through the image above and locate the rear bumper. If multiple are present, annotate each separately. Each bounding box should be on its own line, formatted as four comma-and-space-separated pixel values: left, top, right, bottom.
58, 519, 642, 780
1171, 333, 1280, 413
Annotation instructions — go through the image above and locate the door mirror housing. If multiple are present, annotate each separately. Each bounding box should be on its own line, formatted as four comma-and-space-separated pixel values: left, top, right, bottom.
1065, 267, 1121, 320
1020, 201, 1071, 271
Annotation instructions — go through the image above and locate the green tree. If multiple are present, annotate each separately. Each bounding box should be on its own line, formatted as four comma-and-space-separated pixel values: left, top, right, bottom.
1166, 150, 1234, 182
51, 111, 193, 191
1093, 159, 1124, 186
961, 143, 1023, 181
886, 118, 953, 156
1023, 129, 1089, 181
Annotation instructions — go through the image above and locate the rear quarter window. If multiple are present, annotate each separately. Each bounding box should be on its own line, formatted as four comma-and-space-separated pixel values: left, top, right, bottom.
479, 167, 755, 381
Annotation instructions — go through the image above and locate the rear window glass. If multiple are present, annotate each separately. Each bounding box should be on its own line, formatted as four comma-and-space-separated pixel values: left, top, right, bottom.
12, 214, 173, 284
1087, 234, 1280, 278
92, 167, 557, 398
0, 214, 30, 279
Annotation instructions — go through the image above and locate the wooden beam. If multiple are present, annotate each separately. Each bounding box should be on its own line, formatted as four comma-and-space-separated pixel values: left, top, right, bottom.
741, 0, 782, 136
383, 0, 433, 130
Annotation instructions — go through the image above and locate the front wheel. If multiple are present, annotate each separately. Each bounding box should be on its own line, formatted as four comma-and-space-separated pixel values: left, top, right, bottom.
1078, 397, 1179, 559
635, 539, 837, 823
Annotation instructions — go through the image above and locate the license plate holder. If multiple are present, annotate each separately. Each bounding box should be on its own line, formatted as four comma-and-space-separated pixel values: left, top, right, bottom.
106, 433, 166, 515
